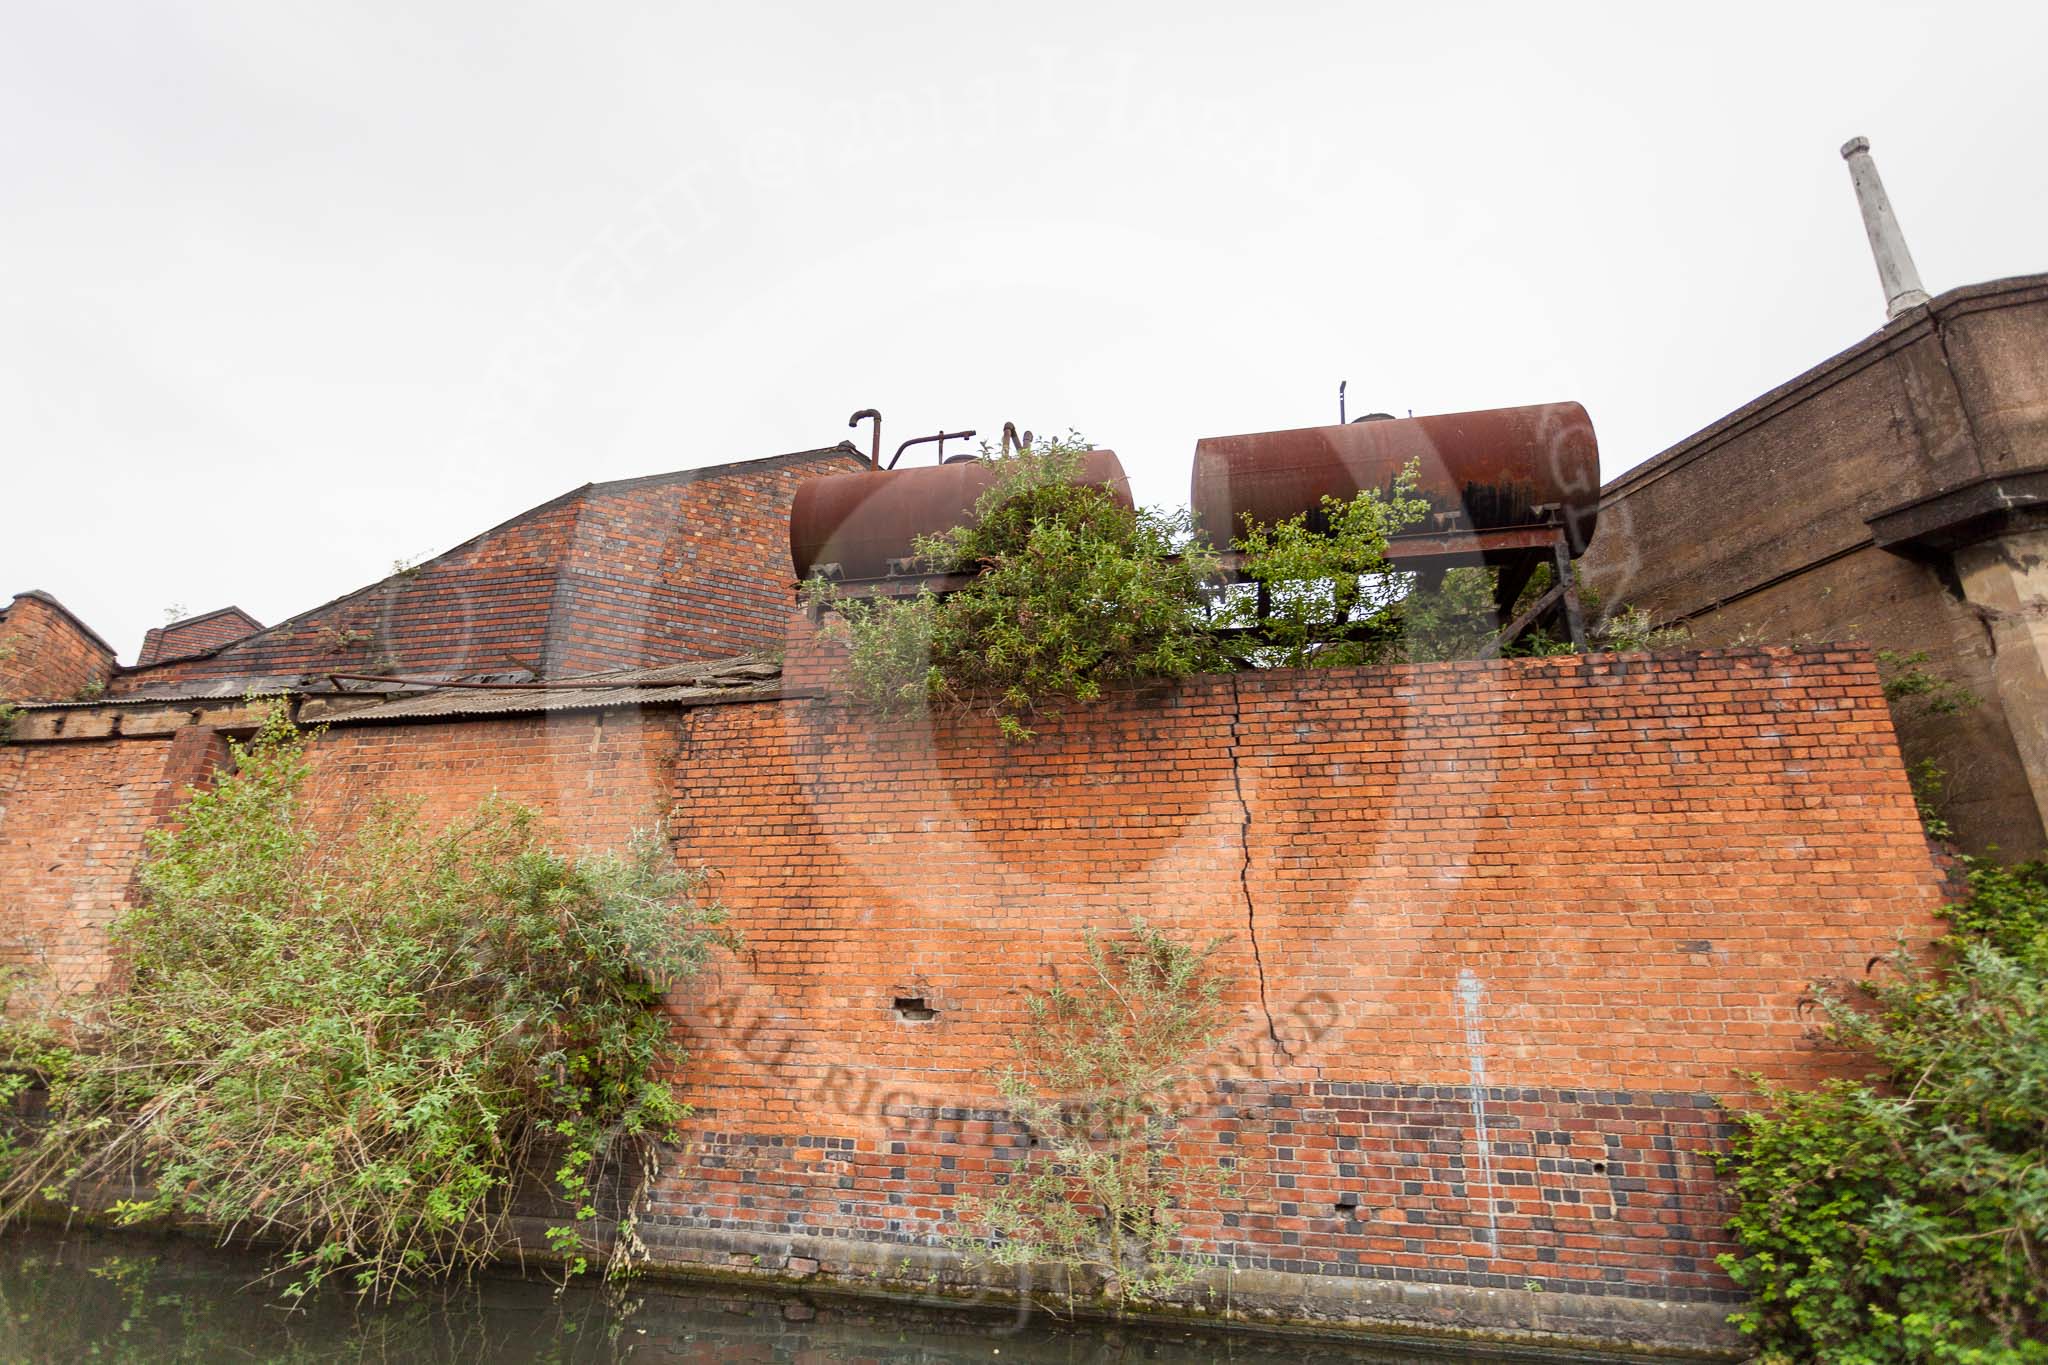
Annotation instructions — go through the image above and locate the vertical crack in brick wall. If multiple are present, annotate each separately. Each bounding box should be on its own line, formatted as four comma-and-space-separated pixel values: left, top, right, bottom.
1227, 672, 1286, 1057
1456, 967, 1500, 1252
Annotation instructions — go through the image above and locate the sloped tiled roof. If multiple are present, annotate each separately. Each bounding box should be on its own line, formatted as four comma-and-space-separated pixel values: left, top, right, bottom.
136, 605, 264, 666
108, 444, 863, 695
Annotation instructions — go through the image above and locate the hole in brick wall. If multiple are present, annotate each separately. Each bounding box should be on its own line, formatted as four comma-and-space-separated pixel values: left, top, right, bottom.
1591, 1161, 1607, 1174
892, 997, 937, 1023
1334, 1194, 1360, 1217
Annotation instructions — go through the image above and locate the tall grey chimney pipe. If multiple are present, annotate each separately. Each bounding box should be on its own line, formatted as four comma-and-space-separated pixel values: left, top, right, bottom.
1840, 136, 1931, 320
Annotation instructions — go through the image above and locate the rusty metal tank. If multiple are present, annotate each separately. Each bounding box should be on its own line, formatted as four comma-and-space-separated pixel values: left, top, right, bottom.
1190, 401, 1600, 555
790, 450, 1135, 582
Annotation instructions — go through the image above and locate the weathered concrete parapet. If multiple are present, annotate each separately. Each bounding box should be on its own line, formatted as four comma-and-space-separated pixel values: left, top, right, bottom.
1583, 273, 2048, 856
564, 1220, 1745, 1358
1953, 528, 2048, 828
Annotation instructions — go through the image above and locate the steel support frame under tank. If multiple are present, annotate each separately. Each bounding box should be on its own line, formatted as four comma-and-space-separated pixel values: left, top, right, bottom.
800, 518, 1589, 653
1210, 518, 1588, 654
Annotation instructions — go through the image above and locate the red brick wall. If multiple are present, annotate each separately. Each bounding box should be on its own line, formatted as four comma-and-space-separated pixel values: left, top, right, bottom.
648, 645, 1941, 1305
301, 709, 684, 851
545, 455, 863, 675
0, 738, 171, 997
0, 593, 116, 703
0, 645, 1945, 1310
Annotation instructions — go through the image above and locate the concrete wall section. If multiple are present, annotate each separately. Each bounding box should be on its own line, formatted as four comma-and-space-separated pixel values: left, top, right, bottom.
1585, 274, 2048, 857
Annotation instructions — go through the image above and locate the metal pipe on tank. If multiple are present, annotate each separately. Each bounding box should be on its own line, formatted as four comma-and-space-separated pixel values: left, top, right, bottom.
889, 429, 977, 470
848, 409, 882, 469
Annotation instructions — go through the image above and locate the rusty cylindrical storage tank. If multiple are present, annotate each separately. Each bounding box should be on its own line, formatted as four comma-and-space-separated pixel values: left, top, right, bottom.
790, 450, 1135, 582
1190, 402, 1600, 555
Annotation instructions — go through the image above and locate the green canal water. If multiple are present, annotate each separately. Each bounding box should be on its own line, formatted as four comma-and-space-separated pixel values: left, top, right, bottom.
0, 1230, 1623, 1363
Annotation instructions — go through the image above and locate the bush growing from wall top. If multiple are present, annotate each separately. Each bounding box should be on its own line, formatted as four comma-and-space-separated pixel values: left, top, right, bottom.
806, 437, 1681, 739
1227, 462, 1430, 669
0, 704, 734, 1301
1718, 859, 2047, 1362
806, 437, 1234, 741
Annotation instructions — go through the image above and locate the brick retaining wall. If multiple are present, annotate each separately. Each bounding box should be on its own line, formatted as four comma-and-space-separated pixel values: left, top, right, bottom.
0, 644, 1946, 1350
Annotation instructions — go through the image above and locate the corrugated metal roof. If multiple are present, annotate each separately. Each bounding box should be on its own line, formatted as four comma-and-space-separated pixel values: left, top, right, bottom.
16, 683, 299, 710
311, 655, 784, 724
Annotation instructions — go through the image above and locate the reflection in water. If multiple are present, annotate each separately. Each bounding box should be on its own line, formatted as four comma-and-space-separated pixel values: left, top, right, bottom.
0, 1229, 1595, 1363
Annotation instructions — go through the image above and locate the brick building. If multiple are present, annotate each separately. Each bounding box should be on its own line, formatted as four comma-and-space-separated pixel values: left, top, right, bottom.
133, 607, 264, 668
0, 444, 861, 705
0, 590, 116, 703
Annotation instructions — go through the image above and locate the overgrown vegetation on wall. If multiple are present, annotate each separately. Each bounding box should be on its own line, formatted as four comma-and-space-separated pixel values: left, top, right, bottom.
0, 706, 731, 1300
1875, 648, 1982, 841
806, 439, 1232, 741
954, 917, 1230, 1306
808, 441, 1684, 738
1718, 859, 2046, 1362
1229, 469, 1430, 668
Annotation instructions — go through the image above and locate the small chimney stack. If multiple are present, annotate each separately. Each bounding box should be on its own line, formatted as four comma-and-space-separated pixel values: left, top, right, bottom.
1840, 136, 1931, 320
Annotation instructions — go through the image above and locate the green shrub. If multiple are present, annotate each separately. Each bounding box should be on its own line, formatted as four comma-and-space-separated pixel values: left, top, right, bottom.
954, 918, 1231, 1306
1376, 566, 1509, 662
1594, 604, 1689, 653
1717, 859, 2047, 1362
808, 437, 1231, 741
811, 443, 1684, 734
0, 972, 72, 1181
0, 706, 731, 1300
1380, 564, 1597, 662
1879, 649, 1982, 720
1229, 464, 1430, 669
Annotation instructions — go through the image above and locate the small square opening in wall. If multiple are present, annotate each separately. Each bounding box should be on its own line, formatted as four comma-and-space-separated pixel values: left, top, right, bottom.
892, 996, 937, 1023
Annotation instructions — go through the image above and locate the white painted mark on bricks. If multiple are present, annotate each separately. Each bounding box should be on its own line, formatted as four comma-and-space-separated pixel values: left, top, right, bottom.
1456, 968, 1499, 1251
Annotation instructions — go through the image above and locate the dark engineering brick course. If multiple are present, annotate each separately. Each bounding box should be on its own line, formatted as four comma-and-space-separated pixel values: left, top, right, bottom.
646, 1082, 1744, 1305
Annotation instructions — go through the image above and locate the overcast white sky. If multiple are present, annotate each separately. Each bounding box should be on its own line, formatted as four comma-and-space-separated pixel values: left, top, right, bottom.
3, 2, 2043, 661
